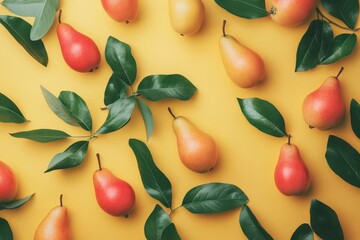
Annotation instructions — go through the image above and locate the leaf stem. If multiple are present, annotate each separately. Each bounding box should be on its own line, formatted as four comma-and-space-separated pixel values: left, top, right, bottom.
96, 153, 102, 170
316, 7, 358, 32
336, 66, 344, 79
169, 205, 182, 216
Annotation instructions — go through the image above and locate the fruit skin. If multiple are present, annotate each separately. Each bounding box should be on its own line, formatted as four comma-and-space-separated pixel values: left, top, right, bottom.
0, 161, 18, 203
302, 67, 345, 130
219, 20, 265, 88
101, 0, 138, 23
169, 0, 205, 35
269, 0, 317, 27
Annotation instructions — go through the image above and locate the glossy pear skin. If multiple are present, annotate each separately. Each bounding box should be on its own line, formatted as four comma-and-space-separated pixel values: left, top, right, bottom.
270, 0, 317, 27
101, 0, 138, 23
169, 0, 205, 35
274, 143, 311, 196
0, 161, 17, 203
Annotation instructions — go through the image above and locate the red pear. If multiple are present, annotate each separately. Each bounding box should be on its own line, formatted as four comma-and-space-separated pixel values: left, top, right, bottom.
0, 161, 17, 203
101, 0, 138, 23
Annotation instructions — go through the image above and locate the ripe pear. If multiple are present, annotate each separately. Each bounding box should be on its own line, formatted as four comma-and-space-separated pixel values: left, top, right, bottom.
219, 20, 266, 88
57, 10, 101, 72
302, 67, 345, 130
93, 154, 136, 217
101, 0, 138, 23
168, 108, 218, 173
274, 136, 311, 196
0, 161, 17, 203
169, 0, 205, 35
34, 194, 71, 240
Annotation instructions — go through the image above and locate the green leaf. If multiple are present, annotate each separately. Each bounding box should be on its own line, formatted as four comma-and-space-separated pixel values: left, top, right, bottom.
317, 21, 333, 62
161, 223, 181, 240
0, 218, 13, 240
0, 92, 27, 123
10, 129, 70, 143
240, 204, 273, 240
350, 99, 360, 139
104, 73, 128, 106
291, 224, 314, 240
0, 15, 48, 66
59, 91, 92, 131
214, 0, 268, 19
129, 139, 172, 208
45, 141, 89, 172
321, 0, 359, 29
320, 34, 357, 65
137, 74, 197, 101
136, 98, 154, 140
105, 36, 137, 86
325, 135, 360, 188
182, 182, 248, 214
237, 98, 287, 138
310, 199, 344, 240
0, 194, 34, 210
96, 96, 136, 134
145, 204, 172, 240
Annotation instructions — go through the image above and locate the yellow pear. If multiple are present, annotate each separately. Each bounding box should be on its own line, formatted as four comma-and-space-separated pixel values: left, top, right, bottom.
219, 20, 266, 88
168, 108, 218, 173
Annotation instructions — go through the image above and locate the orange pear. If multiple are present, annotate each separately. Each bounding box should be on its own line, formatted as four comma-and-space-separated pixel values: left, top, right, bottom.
0, 160, 17, 203
101, 0, 138, 23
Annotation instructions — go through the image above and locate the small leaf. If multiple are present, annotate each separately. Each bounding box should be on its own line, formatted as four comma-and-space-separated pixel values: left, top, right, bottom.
145, 204, 172, 240
129, 139, 172, 208
0, 15, 48, 66
0, 194, 34, 210
137, 74, 197, 101
351, 99, 360, 139
104, 73, 128, 106
321, 0, 359, 29
161, 223, 181, 240
237, 98, 287, 138
45, 141, 89, 172
240, 204, 273, 240
291, 224, 314, 240
325, 135, 360, 187
105, 36, 137, 86
0, 217, 13, 240
0, 92, 27, 123
310, 199, 344, 240
10, 129, 70, 143
320, 34, 357, 65
96, 96, 136, 134
136, 98, 154, 140
182, 182, 248, 214
214, 0, 268, 19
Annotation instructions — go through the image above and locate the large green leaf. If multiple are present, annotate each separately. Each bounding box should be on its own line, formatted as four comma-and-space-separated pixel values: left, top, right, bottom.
0, 15, 48, 66
240, 204, 273, 240
291, 224, 314, 240
0, 92, 27, 123
0, 218, 13, 240
237, 98, 287, 138
0, 194, 34, 210
310, 199, 344, 240
10, 129, 70, 143
317, 21, 334, 62
161, 223, 180, 240
104, 73, 128, 106
351, 99, 360, 139
144, 205, 172, 240
321, 0, 359, 29
105, 36, 136, 86
325, 135, 360, 188
136, 98, 154, 140
214, 0, 268, 19
320, 34, 357, 65
182, 182, 248, 214
137, 74, 197, 101
129, 139, 172, 208
45, 141, 89, 172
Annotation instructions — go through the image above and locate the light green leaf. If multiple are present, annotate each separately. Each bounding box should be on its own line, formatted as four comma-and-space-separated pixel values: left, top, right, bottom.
136, 98, 154, 140
0, 194, 34, 210
0, 92, 27, 123
10, 129, 70, 143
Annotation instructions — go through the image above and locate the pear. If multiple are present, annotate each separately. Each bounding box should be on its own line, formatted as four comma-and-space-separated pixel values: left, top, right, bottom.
0, 161, 17, 203
169, 0, 205, 35
274, 136, 311, 196
57, 10, 101, 72
34, 194, 71, 240
219, 20, 266, 88
302, 67, 345, 130
101, 0, 138, 23
93, 154, 136, 217
168, 108, 218, 173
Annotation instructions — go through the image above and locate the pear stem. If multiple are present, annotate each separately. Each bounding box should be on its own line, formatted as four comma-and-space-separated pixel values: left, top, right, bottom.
287, 134, 292, 145
336, 66, 344, 79
58, 9, 62, 24
222, 20, 227, 37
168, 107, 177, 119
60, 194, 63, 207
96, 153, 102, 170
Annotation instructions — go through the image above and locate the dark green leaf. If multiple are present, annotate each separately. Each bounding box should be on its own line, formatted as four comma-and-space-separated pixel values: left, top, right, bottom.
350, 99, 360, 139
136, 98, 154, 140
318, 21, 333, 62
182, 182, 248, 214
291, 224, 314, 240
325, 135, 360, 187
96, 96, 136, 134
0, 218, 13, 240
45, 141, 89, 172
0, 194, 34, 210
0, 92, 27, 123
161, 223, 181, 240
214, 0, 268, 19
59, 91, 92, 131
310, 199, 344, 240
237, 98, 287, 138
104, 74, 128, 106
129, 139, 172, 208
10, 129, 70, 143
145, 205, 171, 240
321, 34, 357, 65
137, 74, 197, 101
0, 15, 48, 66
240, 204, 273, 240
105, 36, 136, 86
321, 0, 359, 29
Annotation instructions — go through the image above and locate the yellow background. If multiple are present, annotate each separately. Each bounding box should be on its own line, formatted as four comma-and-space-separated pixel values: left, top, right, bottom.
1, 1, 360, 239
